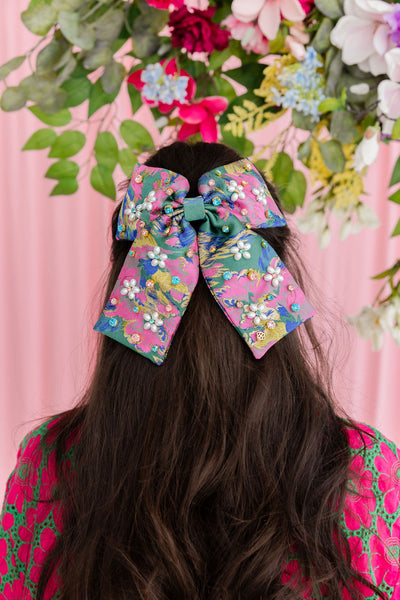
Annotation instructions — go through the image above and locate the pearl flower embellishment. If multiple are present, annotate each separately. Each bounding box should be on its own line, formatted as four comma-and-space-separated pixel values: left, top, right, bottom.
143, 311, 163, 332
120, 278, 140, 300
124, 201, 142, 221
264, 266, 284, 288
232, 240, 251, 261
147, 246, 167, 268
252, 186, 268, 206
227, 180, 246, 202
141, 190, 157, 211
248, 303, 268, 325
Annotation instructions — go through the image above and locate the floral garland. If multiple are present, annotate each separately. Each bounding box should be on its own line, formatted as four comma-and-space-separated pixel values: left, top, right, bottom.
0, 0, 399, 348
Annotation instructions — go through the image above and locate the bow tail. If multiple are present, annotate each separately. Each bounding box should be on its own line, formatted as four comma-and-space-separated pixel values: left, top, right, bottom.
198, 228, 315, 359
93, 221, 199, 365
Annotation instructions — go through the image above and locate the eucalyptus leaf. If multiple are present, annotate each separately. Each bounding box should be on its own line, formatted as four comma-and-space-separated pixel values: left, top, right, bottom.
29, 105, 72, 125
330, 110, 359, 143
325, 50, 343, 96
389, 157, 400, 187
118, 148, 137, 177
49, 131, 86, 158
297, 136, 312, 161
45, 159, 79, 179
61, 77, 92, 107
131, 27, 160, 59
0, 87, 27, 111
55, 54, 77, 86
88, 78, 119, 117
39, 89, 68, 114
50, 178, 79, 196
94, 131, 118, 171
83, 43, 113, 70
120, 120, 153, 151
21, 2, 57, 36
90, 164, 116, 200
19, 73, 57, 102
23, 128, 57, 150
0, 56, 26, 82
58, 10, 95, 50
314, 0, 342, 19
101, 60, 126, 95
94, 9, 125, 41
36, 39, 63, 73
311, 18, 334, 53
319, 140, 345, 172
292, 109, 316, 131
52, 0, 84, 9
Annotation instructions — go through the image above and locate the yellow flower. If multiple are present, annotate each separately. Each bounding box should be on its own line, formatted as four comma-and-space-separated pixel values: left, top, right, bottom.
308, 139, 332, 187
330, 144, 364, 210
255, 55, 296, 104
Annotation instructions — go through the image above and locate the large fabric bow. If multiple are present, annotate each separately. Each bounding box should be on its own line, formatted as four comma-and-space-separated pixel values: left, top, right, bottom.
94, 158, 315, 365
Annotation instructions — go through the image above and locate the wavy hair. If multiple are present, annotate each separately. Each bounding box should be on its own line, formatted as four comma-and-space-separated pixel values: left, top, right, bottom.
35, 141, 382, 600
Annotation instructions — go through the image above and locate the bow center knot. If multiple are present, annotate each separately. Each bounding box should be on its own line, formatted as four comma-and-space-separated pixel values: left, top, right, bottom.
183, 195, 206, 222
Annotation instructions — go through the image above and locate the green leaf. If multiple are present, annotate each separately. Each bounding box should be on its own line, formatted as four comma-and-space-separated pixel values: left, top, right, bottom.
297, 136, 312, 161
392, 118, 400, 140
318, 97, 343, 113
131, 26, 160, 59
391, 218, 400, 238
389, 189, 400, 204
269, 28, 286, 53
120, 120, 153, 151
209, 46, 232, 71
58, 11, 95, 50
48, 131, 86, 158
254, 159, 267, 173
52, 0, 83, 9
0, 87, 27, 111
314, 0, 342, 19
282, 170, 307, 212
292, 109, 316, 131
101, 60, 126, 95
61, 77, 92, 107
0, 56, 26, 81
45, 160, 79, 179
127, 82, 143, 114
90, 164, 116, 200
118, 148, 137, 177
29, 105, 72, 126
389, 157, 400, 187
23, 128, 57, 150
330, 110, 359, 144
50, 178, 79, 196
94, 131, 118, 172
319, 140, 345, 172
82, 43, 113, 70
325, 50, 343, 97
94, 8, 125, 41
224, 64, 265, 91
88, 78, 119, 117
21, 2, 57, 35
311, 17, 334, 53
36, 39, 63, 73
271, 152, 294, 190
220, 128, 254, 155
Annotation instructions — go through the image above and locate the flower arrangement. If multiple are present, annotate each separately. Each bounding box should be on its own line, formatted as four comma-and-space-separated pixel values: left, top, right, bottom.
0, 0, 399, 348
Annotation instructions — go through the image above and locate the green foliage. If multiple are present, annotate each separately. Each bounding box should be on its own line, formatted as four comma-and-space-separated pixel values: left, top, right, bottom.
50, 177, 78, 196
1, 87, 27, 111
29, 105, 71, 125
94, 132, 118, 172
45, 159, 79, 179
120, 120, 153, 151
88, 79, 119, 117
390, 157, 400, 187
319, 140, 346, 172
91, 164, 116, 200
119, 148, 137, 177
0, 56, 26, 81
393, 118, 400, 140
271, 152, 306, 213
48, 131, 86, 158
23, 128, 57, 150
21, 2, 57, 36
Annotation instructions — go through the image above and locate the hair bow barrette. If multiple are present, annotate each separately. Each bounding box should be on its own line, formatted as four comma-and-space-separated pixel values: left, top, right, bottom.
93, 158, 315, 365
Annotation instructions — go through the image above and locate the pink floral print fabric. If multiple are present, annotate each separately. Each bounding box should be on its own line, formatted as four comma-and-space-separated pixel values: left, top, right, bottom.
1, 418, 400, 599
93, 159, 315, 364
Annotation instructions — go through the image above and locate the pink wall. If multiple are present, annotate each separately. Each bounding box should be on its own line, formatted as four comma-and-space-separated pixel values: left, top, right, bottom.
1, 3, 400, 499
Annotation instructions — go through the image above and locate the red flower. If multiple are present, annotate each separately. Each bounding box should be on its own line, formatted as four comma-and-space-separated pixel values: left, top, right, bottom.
127, 58, 196, 114
145, 0, 183, 8
298, 0, 314, 13
169, 7, 230, 54
178, 97, 229, 143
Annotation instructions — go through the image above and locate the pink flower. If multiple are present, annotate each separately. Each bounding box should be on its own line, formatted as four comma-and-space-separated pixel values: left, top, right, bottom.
169, 7, 230, 54
378, 79, 400, 122
285, 23, 310, 59
0, 572, 31, 600
375, 441, 400, 514
343, 454, 375, 530
222, 15, 269, 54
231, 0, 305, 41
145, 0, 183, 8
178, 97, 229, 143
298, 0, 314, 13
341, 536, 375, 600
370, 515, 400, 588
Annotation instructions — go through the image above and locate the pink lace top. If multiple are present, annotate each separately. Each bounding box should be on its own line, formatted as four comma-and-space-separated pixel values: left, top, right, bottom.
1, 417, 400, 599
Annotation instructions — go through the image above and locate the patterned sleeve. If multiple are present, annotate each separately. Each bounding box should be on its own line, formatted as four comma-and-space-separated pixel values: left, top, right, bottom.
0, 422, 62, 600
342, 422, 400, 600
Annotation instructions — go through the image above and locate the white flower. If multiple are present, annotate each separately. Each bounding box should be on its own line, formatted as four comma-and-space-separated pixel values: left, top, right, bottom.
124, 201, 142, 221
232, 240, 251, 260
248, 302, 268, 325
120, 278, 140, 300
379, 296, 400, 347
147, 246, 167, 268
330, 0, 396, 76
252, 186, 269, 206
353, 126, 381, 172
296, 201, 326, 235
143, 311, 163, 332
347, 304, 385, 351
339, 218, 354, 240
227, 180, 246, 202
263, 265, 284, 288
355, 202, 380, 229
318, 225, 331, 249
141, 190, 157, 211
349, 83, 370, 95
378, 79, 400, 121
385, 47, 400, 83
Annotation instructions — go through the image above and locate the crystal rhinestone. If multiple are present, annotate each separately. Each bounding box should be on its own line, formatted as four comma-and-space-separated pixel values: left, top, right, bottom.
241, 209, 248, 216
245, 163, 252, 171
138, 220, 145, 227
164, 205, 173, 214
186, 249, 194, 258
245, 223, 252, 229
241, 180, 247, 186
247, 271, 257, 281
291, 303, 300, 312
133, 306, 139, 313
215, 169, 221, 176
236, 301, 243, 308
165, 304, 173, 312
117, 224, 124, 232
261, 240, 268, 248
256, 331, 265, 340
267, 320, 276, 329
208, 179, 215, 186
266, 210, 274, 218
223, 271, 232, 280
222, 225, 229, 233
131, 333, 141, 344
212, 197, 222, 206
134, 175, 142, 183
166, 187, 173, 195
142, 229, 149, 236
146, 280, 154, 288
164, 227, 171, 235
110, 298, 118, 305
288, 284, 295, 291
171, 276, 180, 285
109, 317, 118, 327
152, 345, 159, 352
266, 294, 274, 301
209, 245, 216, 253
129, 249, 136, 256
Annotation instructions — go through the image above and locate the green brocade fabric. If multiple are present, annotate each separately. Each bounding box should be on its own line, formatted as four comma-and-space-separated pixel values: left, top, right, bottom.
1, 417, 400, 599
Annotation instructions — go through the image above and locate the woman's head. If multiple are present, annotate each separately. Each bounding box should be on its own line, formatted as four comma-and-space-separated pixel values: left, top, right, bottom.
36, 141, 379, 600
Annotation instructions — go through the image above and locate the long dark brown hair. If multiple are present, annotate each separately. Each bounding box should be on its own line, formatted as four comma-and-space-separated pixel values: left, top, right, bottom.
34, 141, 383, 600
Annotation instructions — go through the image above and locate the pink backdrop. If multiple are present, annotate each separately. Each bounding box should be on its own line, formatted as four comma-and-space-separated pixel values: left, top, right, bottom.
1, 3, 400, 499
